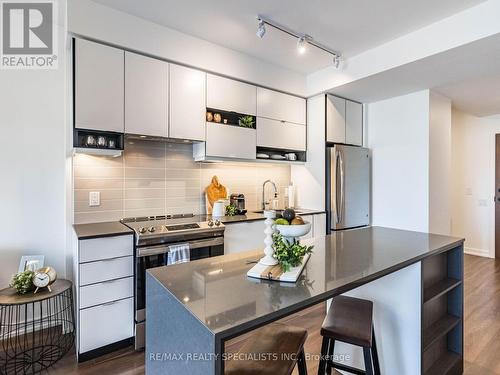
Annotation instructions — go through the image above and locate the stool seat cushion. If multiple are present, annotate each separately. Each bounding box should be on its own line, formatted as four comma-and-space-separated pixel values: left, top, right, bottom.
225, 322, 308, 375
321, 295, 373, 347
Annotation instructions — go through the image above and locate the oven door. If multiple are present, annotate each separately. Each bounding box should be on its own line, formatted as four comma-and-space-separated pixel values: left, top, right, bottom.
135, 236, 224, 318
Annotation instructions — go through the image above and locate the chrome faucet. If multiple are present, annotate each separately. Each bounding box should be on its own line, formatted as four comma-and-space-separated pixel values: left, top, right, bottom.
262, 180, 278, 210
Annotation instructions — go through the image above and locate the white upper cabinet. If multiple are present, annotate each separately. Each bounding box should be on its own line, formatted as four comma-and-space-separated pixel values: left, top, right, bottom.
326, 95, 346, 144
256, 88, 306, 125
125, 52, 168, 137
169, 64, 206, 141
345, 100, 363, 146
75, 39, 124, 133
207, 74, 256, 115
257, 118, 306, 151
205, 122, 256, 160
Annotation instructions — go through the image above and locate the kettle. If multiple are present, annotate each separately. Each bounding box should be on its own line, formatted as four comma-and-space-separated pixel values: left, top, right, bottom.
212, 199, 226, 217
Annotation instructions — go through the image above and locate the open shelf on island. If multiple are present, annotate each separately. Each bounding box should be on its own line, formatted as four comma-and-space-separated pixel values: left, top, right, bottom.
421, 246, 463, 375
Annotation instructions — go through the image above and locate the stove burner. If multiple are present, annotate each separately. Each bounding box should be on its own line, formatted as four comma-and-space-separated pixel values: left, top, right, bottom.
165, 223, 200, 231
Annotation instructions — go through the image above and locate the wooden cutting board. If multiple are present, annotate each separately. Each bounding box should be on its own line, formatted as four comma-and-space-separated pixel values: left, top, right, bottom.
205, 175, 227, 214
246, 254, 311, 282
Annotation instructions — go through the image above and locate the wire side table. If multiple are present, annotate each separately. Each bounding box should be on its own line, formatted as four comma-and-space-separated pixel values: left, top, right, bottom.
0, 279, 75, 374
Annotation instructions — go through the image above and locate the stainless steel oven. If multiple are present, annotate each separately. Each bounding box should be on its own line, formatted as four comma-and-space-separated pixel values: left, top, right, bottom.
121, 215, 225, 350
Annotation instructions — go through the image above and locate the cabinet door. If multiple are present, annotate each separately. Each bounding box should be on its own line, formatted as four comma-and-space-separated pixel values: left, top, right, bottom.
207, 74, 256, 115
79, 297, 133, 353
257, 117, 306, 151
345, 100, 363, 146
326, 95, 346, 143
169, 64, 206, 141
206, 122, 256, 159
313, 213, 327, 237
257, 87, 306, 125
224, 221, 265, 254
125, 52, 168, 137
75, 39, 124, 132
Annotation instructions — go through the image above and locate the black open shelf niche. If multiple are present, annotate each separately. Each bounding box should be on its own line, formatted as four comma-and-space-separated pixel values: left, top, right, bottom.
206, 108, 256, 129
74, 128, 124, 151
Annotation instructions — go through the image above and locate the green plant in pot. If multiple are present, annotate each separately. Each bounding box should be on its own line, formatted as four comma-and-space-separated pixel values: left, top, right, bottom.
238, 115, 255, 128
9, 270, 35, 294
272, 233, 313, 272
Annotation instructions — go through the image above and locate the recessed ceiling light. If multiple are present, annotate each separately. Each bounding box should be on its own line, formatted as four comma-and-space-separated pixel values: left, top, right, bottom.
256, 19, 266, 38
297, 36, 307, 55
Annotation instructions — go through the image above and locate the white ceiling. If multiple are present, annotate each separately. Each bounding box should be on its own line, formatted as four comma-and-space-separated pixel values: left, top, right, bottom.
328, 32, 500, 117
92, 0, 486, 75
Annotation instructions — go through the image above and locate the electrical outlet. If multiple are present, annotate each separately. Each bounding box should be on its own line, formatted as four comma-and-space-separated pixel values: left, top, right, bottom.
89, 192, 100, 207
478, 199, 488, 207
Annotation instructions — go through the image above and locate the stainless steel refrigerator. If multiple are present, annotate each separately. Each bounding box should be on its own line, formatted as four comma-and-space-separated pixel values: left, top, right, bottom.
328, 144, 370, 231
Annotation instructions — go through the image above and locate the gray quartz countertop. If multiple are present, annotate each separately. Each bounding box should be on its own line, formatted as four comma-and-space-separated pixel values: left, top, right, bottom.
72, 208, 325, 239
73, 221, 133, 240
147, 226, 464, 337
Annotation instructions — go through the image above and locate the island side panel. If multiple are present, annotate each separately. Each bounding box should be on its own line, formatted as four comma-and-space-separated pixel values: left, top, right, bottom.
334, 262, 422, 374
146, 272, 217, 375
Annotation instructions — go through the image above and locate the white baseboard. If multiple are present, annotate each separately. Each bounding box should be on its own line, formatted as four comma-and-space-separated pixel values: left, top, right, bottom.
464, 247, 492, 258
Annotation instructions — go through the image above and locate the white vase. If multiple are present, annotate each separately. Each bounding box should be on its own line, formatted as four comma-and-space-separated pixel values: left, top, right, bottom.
259, 210, 278, 266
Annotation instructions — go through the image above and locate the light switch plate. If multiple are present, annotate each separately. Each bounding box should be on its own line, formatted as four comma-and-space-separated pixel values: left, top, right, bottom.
89, 192, 100, 207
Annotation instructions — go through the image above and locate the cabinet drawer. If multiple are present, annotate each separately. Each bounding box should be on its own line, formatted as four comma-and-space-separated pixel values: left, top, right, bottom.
257, 118, 306, 151
206, 122, 256, 160
79, 256, 133, 286
207, 74, 256, 115
79, 297, 134, 353
79, 235, 133, 263
257, 87, 306, 125
80, 276, 133, 309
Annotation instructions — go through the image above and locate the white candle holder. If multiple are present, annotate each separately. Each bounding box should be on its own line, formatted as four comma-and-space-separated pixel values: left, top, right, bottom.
259, 210, 278, 266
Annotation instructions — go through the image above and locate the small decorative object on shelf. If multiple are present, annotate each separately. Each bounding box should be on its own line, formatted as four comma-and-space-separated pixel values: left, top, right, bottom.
238, 115, 255, 128
33, 266, 57, 294
259, 210, 279, 266
214, 113, 222, 123
0, 279, 75, 374
206, 111, 213, 122
9, 270, 34, 295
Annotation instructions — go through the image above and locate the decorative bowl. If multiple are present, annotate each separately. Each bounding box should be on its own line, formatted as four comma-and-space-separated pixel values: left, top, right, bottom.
275, 222, 312, 238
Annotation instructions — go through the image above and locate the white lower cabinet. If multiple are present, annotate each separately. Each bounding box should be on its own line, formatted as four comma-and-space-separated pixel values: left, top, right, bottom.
80, 277, 134, 309
257, 117, 306, 151
205, 122, 256, 160
313, 213, 327, 237
224, 221, 265, 254
76, 234, 134, 358
79, 297, 134, 353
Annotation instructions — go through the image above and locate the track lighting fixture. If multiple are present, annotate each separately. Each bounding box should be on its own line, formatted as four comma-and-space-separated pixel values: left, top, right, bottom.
297, 36, 307, 55
256, 19, 266, 38
256, 15, 342, 68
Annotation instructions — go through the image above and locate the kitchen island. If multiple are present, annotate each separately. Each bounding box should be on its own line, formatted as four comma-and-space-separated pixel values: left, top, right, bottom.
146, 226, 464, 375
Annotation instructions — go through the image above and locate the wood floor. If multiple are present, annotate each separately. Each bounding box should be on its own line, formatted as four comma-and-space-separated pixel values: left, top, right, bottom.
51, 254, 500, 374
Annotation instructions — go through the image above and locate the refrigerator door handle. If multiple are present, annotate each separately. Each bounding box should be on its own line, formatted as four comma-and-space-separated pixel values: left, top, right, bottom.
334, 149, 341, 224
339, 149, 345, 225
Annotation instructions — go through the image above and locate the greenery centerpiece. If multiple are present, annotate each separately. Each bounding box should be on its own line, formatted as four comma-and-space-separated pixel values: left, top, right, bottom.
9, 270, 35, 294
272, 232, 314, 272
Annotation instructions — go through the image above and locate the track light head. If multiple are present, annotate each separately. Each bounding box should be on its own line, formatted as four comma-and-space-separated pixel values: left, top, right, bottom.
256, 19, 266, 38
297, 36, 307, 55
333, 54, 342, 69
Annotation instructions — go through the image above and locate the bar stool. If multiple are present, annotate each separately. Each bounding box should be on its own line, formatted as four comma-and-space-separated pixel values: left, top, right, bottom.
225, 322, 308, 375
318, 296, 380, 375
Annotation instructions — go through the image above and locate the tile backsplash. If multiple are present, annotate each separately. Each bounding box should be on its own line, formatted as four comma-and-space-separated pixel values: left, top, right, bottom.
74, 140, 291, 224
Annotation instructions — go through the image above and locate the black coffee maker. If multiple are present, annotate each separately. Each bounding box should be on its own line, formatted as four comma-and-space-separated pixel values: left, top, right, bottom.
230, 193, 246, 215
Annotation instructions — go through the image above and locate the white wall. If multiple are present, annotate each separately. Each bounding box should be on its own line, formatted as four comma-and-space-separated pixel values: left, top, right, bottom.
0, 0, 69, 287
451, 109, 500, 258
67, 0, 306, 96
291, 95, 326, 211
429, 92, 452, 234
367, 90, 431, 232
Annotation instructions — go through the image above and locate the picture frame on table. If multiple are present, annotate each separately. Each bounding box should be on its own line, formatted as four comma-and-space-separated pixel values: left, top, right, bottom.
18, 256, 45, 273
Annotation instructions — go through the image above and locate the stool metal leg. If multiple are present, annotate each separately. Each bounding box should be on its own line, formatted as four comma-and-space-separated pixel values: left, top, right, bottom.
363, 347, 374, 375
297, 348, 308, 375
317, 337, 330, 375
326, 339, 335, 375
371, 328, 381, 375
